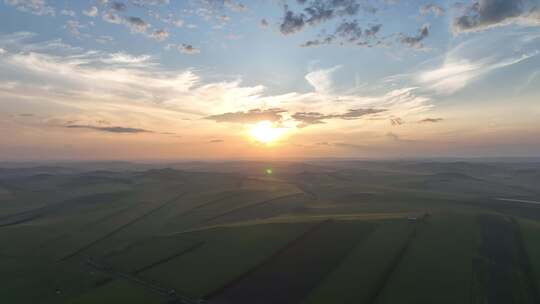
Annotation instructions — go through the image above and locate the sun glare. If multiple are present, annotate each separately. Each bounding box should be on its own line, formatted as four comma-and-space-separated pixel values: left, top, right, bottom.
249, 121, 285, 144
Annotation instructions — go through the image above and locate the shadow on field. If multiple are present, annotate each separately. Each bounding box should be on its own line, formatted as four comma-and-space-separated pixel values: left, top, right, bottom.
473, 214, 540, 304
207, 220, 374, 304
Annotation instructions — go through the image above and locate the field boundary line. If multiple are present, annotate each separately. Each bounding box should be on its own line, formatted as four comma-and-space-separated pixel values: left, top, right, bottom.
132, 241, 205, 275
58, 192, 188, 262
368, 224, 419, 304
200, 192, 306, 224
204, 219, 333, 300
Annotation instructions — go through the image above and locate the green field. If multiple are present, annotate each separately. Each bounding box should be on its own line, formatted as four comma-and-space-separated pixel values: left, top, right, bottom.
1, 160, 540, 303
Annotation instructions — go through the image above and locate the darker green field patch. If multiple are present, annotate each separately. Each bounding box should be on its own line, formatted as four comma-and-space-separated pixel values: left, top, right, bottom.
208, 220, 375, 304
303, 219, 415, 304
472, 214, 539, 304
138, 222, 315, 298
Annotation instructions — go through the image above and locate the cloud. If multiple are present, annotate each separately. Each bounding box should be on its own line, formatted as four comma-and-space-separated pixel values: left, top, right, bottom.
165, 43, 201, 55
279, 0, 362, 35
4, 0, 55, 16
280, 7, 305, 34
83, 6, 99, 17
390, 117, 404, 126
399, 23, 430, 49
416, 32, 540, 94
65, 124, 152, 133
417, 59, 482, 94
150, 29, 169, 41
0, 34, 433, 141
291, 112, 328, 127
206, 108, 287, 124
201, 0, 247, 12
177, 43, 200, 54
60, 9, 76, 17
194, 0, 247, 26
208, 139, 224, 143
334, 108, 386, 119
0, 48, 6, 55
124, 16, 149, 32
95, 35, 114, 44
100, 52, 153, 65
110, 1, 127, 11
452, 0, 540, 33
292, 108, 386, 127
419, 117, 443, 123
300, 21, 383, 47
305, 66, 340, 94
65, 20, 84, 37
224, 0, 247, 12
103, 11, 123, 23
130, 0, 169, 6
0, 37, 205, 107
102, 12, 154, 36
279, 0, 391, 47
159, 15, 184, 27
420, 3, 445, 16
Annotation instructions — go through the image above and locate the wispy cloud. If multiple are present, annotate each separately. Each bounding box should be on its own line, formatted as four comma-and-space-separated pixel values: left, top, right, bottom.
305, 65, 340, 94
0, 34, 433, 141
60, 9, 76, 17
65, 20, 84, 37
208, 139, 224, 143
419, 117, 443, 123
150, 29, 169, 41
416, 31, 540, 95
165, 43, 201, 54
206, 108, 287, 124
4, 0, 55, 16
83, 6, 98, 17
293, 108, 386, 127
178, 43, 200, 54
65, 124, 152, 133
420, 4, 445, 17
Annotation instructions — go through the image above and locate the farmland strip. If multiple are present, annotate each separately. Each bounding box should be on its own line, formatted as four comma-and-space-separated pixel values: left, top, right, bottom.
201, 192, 305, 224
207, 220, 373, 304
369, 224, 418, 304
205, 220, 331, 299
512, 218, 540, 303
133, 241, 205, 275
58, 192, 187, 262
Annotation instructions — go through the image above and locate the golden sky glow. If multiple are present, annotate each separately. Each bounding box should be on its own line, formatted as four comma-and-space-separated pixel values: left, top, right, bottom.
1, 1, 540, 160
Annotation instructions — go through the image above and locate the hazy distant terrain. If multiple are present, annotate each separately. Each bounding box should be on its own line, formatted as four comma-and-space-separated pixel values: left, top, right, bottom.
1, 160, 540, 304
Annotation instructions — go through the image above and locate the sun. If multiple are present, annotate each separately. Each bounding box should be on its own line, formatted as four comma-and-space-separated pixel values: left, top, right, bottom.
249, 121, 285, 144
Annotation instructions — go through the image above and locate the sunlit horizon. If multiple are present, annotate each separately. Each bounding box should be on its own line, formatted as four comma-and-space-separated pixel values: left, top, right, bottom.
1, 0, 539, 161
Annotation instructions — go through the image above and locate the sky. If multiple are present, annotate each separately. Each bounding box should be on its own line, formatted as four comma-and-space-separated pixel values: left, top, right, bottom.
0, 0, 539, 161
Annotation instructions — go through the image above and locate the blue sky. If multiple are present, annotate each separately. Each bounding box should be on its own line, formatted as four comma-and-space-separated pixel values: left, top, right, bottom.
1, 0, 539, 160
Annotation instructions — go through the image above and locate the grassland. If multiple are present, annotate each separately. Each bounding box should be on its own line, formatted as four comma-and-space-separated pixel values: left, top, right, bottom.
303, 220, 415, 304
0, 160, 539, 303
209, 220, 375, 304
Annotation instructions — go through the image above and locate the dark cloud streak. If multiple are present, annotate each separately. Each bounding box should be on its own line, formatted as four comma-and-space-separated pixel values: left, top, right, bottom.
399, 23, 429, 48
65, 124, 152, 133
452, 0, 539, 33
293, 108, 386, 127
418, 117, 443, 123
206, 108, 287, 124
